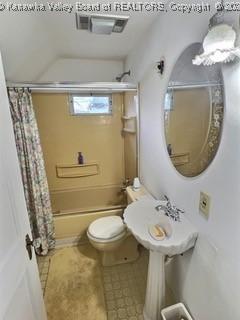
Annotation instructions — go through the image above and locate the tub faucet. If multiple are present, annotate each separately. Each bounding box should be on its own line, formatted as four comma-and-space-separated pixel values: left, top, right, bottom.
121, 178, 130, 192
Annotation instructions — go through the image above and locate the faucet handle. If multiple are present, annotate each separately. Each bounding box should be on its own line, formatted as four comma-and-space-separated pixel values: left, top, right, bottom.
121, 178, 131, 193
123, 178, 130, 187
164, 195, 169, 202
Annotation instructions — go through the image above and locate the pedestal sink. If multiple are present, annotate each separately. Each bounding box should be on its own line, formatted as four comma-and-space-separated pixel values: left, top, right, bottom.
123, 198, 198, 320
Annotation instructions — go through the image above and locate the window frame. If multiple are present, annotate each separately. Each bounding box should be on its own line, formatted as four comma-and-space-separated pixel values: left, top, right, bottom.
69, 93, 113, 116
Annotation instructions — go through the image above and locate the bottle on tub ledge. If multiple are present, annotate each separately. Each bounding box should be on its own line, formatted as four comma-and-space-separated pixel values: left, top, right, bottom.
78, 152, 84, 165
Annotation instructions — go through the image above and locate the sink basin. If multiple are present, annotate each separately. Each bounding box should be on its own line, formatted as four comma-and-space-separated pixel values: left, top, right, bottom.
123, 198, 198, 256
123, 198, 198, 320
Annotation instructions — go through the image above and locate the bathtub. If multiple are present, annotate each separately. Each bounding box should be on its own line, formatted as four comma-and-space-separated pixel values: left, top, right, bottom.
51, 185, 126, 246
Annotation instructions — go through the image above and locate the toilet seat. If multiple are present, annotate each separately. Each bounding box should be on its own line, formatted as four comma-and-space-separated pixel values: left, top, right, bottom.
87, 216, 126, 243
87, 229, 126, 243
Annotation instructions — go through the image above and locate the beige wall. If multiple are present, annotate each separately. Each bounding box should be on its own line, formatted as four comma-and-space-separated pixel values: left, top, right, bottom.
165, 88, 210, 176
33, 93, 125, 211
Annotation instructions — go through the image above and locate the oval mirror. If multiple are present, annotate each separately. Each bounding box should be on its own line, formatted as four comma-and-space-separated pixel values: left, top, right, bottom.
164, 43, 224, 177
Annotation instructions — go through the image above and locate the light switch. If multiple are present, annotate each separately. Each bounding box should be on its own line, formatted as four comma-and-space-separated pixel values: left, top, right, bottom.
199, 191, 210, 218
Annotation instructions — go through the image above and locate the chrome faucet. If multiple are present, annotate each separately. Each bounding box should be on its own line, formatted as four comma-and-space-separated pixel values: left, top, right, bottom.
121, 178, 131, 192
155, 204, 165, 211
155, 195, 183, 222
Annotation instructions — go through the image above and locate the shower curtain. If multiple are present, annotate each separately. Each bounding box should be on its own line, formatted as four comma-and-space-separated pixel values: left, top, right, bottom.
8, 88, 55, 255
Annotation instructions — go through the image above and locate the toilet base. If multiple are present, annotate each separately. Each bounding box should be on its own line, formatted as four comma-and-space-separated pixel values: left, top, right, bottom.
100, 235, 139, 267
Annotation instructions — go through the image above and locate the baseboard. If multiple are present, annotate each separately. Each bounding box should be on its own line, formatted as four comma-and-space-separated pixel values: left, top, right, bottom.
55, 235, 88, 249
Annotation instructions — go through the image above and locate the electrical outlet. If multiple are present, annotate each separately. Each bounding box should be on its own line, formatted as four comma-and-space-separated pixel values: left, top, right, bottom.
199, 191, 211, 218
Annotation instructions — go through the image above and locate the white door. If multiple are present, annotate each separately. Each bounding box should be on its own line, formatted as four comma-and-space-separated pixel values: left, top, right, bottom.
0, 54, 47, 320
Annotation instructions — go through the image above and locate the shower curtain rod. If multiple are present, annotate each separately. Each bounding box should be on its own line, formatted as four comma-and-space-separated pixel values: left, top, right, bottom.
168, 82, 223, 90
6, 81, 138, 93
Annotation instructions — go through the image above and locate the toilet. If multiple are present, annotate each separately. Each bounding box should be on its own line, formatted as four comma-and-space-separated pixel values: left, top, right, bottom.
87, 186, 149, 266
87, 216, 126, 251
87, 216, 124, 259
87, 215, 139, 266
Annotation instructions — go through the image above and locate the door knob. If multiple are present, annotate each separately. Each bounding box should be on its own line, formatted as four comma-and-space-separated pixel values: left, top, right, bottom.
25, 234, 33, 260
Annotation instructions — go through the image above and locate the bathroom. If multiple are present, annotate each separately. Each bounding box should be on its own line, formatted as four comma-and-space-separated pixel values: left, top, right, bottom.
32, 90, 138, 244
0, 1, 240, 320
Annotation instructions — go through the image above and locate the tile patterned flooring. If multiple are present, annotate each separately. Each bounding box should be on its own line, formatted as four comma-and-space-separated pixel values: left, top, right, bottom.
37, 245, 153, 320
37, 250, 55, 295
102, 248, 148, 320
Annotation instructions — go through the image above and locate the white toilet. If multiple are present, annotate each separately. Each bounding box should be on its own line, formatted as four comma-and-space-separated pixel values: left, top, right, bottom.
87, 185, 151, 266
87, 215, 139, 266
87, 186, 149, 266
87, 216, 127, 252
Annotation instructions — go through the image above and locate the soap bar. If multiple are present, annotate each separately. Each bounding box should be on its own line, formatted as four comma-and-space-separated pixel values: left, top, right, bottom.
148, 224, 166, 240
154, 225, 165, 237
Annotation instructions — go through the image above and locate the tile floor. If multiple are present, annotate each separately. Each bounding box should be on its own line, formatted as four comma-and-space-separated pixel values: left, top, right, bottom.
102, 247, 148, 320
37, 244, 171, 320
37, 250, 55, 294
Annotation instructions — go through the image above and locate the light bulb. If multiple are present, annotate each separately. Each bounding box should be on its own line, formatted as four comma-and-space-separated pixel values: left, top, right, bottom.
210, 50, 231, 63
192, 23, 240, 66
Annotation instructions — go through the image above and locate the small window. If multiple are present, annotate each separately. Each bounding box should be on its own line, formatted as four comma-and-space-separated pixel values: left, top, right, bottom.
69, 94, 112, 115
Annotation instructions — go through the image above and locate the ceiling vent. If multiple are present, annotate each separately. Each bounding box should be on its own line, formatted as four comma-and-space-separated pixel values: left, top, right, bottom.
76, 13, 129, 35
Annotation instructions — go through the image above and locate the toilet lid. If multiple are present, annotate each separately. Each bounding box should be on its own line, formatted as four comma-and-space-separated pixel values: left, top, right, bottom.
88, 216, 125, 240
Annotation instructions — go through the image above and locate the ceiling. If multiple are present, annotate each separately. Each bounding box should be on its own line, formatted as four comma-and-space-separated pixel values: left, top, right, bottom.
0, 0, 160, 81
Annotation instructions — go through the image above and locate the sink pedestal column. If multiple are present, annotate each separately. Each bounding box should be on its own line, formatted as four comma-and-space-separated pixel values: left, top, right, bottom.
143, 251, 165, 320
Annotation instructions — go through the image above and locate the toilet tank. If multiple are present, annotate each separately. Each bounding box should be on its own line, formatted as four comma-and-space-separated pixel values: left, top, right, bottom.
126, 186, 153, 204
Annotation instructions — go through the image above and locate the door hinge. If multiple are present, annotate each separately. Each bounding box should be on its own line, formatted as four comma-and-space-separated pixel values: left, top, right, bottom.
25, 234, 33, 260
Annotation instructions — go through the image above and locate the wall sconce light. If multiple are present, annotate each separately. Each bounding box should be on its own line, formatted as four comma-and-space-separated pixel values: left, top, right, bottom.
193, 6, 240, 66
